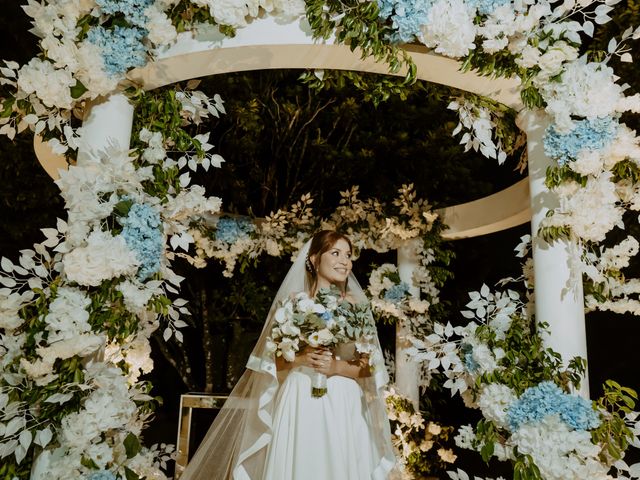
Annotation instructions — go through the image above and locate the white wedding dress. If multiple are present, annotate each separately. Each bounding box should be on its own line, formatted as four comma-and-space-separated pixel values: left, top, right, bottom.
262, 343, 380, 480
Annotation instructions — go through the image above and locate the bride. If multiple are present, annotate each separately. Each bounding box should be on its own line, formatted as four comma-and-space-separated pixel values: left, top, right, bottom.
180, 230, 396, 480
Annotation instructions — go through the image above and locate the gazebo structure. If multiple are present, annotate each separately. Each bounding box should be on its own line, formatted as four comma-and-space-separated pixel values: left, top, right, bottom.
33, 15, 588, 411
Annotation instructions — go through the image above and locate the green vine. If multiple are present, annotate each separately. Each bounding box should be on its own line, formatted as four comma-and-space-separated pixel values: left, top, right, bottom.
305, 0, 417, 85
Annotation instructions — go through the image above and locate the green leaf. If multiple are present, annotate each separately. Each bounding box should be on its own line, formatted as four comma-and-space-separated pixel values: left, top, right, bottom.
124, 466, 141, 480
70, 80, 88, 99
123, 432, 142, 459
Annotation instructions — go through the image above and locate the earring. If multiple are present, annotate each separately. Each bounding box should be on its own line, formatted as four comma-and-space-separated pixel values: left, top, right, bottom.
305, 255, 313, 273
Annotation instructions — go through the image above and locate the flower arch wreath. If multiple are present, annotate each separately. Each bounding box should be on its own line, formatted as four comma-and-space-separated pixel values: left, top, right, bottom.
2, 1, 640, 479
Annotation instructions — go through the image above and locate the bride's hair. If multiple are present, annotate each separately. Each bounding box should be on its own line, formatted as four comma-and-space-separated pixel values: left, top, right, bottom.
305, 230, 353, 296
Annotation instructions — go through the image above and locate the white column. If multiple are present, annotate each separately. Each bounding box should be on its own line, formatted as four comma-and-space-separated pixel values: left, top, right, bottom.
77, 92, 134, 165
517, 110, 589, 397
396, 238, 421, 407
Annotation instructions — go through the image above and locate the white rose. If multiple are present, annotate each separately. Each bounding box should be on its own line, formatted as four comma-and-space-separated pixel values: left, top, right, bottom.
307, 328, 334, 347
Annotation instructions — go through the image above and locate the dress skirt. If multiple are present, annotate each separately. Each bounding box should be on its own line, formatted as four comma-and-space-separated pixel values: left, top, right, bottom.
262, 366, 380, 480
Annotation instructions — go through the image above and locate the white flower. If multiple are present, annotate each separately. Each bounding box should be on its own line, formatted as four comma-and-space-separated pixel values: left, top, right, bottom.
427, 422, 442, 435
420, 0, 476, 58
41, 36, 80, 70
280, 322, 301, 337
63, 229, 140, 286
537, 41, 579, 78
478, 383, 517, 429
85, 441, 114, 469
117, 279, 161, 313
517, 45, 541, 68
0, 291, 33, 330
17, 58, 75, 109
570, 150, 604, 176
454, 424, 475, 449
44, 286, 92, 342
271, 0, 306, 18
21, 334, 104, 385
76, 42, 119, 97
145, 5, 178, 46
192, 0, 250, 27
279, 337, 298, 362
540, 59, 623, 132
307, 328, 334, 347
563, 172, 624, 242
510, 415, 608, 480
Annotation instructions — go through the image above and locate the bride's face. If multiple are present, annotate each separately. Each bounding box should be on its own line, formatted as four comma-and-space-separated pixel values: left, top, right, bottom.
314, 238, 353, 286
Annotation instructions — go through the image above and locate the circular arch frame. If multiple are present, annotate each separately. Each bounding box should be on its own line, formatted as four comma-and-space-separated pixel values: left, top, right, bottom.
35, 15, 531, 240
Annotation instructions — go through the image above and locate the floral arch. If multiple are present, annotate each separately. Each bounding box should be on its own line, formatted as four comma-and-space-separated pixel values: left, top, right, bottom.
2, 1, 640, 480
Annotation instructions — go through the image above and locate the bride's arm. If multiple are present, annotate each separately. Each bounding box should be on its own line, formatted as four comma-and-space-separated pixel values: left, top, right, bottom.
325, 353, 371, 379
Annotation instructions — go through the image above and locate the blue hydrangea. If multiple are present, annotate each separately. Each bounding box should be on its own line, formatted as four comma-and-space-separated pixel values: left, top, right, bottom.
120, 203, 163, 281
321, 310, 333, 323
507, 381, 601, 431
376, 0, 433, 43
383, 282, 411, 303
87, 471, 117, 480
543, 117, 618, 166
86, 25, 148, 76
215, 217, 255, 244
466, 0, 511, 15
461, 343, 479, 373
96, 0, 153, 27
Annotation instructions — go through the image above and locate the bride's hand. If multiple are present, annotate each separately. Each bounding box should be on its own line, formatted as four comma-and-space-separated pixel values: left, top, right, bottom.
298, 346, 334, 374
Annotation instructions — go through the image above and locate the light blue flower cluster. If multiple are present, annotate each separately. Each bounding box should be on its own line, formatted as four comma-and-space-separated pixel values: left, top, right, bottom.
321, 310, 333, 323
87, 471, 116, 480
96, 0, 154, 27
376, 0, 432, 43
120, 203, 163, 280
466, 0, 510, 15
543, 117, 618, 166
507, 381, 601, 431
383, 281, 411, 303
86, 26, 147, 76
461, 343, 479, 373
215, 217, 256, 244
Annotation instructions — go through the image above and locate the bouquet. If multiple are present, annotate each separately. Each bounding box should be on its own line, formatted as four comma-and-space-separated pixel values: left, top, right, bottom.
266, 285, 378, 397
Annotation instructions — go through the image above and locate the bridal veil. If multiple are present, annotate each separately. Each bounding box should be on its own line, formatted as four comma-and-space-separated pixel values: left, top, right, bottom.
180, 240, 396, 480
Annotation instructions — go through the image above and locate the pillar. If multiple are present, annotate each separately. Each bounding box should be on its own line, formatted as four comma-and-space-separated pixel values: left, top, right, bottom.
77, 92, 134, 165
517, 109, 589, 397
396, 238, 422, 407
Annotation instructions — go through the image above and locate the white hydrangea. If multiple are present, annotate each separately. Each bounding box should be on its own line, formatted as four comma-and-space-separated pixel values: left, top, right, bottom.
478, 383, 517, 429
21, 333, 105, 385
540, 59, 624, 133
76, 41, 120, 97
145, 5, 178, 46
44, 286, 92, 342
420, 0, 477, 58
510, 415, 609, 480
16, 58, 76, 109
561, 172, 624, 242
63, 229, 140, 286
570, 150, 604, 176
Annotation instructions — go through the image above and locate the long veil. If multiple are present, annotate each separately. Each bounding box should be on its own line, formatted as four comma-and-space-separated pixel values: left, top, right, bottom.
180, 240, 396, 480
